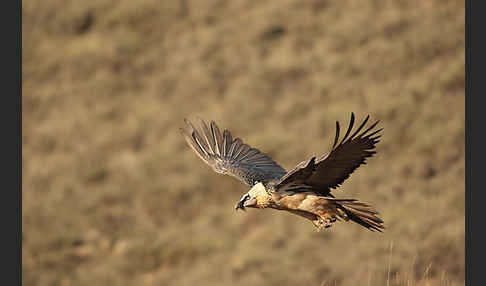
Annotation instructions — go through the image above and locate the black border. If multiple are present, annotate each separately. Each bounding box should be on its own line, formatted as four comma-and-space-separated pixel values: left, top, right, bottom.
4, 0, 23, 285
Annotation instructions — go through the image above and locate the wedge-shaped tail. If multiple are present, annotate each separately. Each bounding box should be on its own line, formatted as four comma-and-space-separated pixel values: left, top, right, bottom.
334, 199, 384, 232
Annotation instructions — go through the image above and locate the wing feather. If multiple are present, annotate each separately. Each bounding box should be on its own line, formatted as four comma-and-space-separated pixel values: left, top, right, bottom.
210, 121, 223, 155
222, 130, 232, 157
273, 113, 382, 194
197, 117, 216, 154
181, 118, 287, 186
309, 112, 382, 190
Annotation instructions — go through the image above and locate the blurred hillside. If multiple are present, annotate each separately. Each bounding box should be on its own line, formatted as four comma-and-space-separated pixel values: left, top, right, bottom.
22, 0, 465, 285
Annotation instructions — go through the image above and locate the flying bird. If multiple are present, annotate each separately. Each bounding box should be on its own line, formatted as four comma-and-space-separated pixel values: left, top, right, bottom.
180, 113, 384, 232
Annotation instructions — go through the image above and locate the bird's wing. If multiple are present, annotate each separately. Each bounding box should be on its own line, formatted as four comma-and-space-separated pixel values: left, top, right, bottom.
271, 156, 317, 192
274, 113, 382, 193
180, 118, 287, 186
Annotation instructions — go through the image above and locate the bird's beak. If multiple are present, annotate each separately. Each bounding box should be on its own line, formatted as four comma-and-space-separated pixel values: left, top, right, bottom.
235, 198, 246, 211
235, 195, 257, 211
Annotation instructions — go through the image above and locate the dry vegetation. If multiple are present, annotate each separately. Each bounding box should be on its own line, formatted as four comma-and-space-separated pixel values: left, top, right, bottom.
22, 0, 465, 285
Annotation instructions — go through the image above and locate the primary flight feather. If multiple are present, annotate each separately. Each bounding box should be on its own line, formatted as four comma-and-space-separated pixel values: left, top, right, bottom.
180, 113, 384, 232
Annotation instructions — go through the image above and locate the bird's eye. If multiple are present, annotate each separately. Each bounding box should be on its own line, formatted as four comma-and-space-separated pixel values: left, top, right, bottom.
244, 194, 250, 200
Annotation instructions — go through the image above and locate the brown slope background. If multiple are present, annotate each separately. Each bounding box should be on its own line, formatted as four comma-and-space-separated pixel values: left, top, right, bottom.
22, 0, 465, 285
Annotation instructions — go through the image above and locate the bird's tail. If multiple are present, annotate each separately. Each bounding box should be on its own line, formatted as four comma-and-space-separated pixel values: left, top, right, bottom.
332, 199, 385, 232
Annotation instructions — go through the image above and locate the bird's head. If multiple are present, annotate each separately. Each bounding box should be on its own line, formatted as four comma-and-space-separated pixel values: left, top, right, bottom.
235, 182, 271, 211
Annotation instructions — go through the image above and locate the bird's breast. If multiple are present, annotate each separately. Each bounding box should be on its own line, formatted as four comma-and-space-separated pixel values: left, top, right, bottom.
272, 193, 307, 210
273, 192, 326, 212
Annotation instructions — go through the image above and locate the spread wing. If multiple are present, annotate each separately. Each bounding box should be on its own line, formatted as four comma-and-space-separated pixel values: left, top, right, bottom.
274, 113, 382, 194
180, 118, 287, 186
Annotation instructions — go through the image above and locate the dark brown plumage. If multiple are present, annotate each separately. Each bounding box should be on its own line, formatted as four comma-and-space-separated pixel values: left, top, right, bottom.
180, 113, 384, 232
272, 113, 382, 196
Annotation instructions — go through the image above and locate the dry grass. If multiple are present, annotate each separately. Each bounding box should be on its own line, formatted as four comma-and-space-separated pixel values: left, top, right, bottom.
23, 0, 464, 285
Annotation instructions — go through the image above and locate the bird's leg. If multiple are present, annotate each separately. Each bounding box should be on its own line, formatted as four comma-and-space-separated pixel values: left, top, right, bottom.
323, 212, 337, 226
313, 213, 337, 231
312, 218, 321, 229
